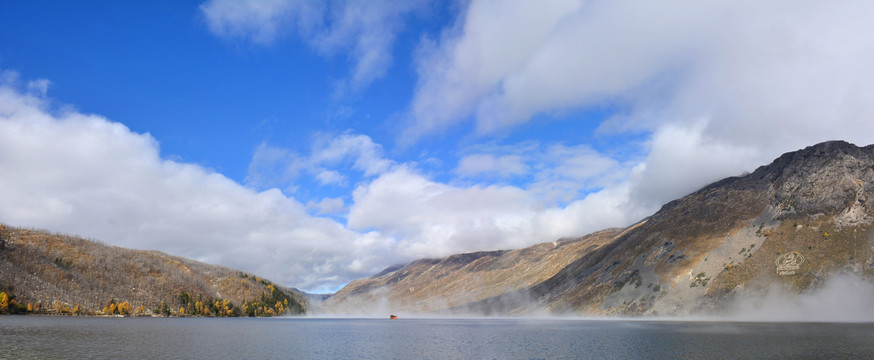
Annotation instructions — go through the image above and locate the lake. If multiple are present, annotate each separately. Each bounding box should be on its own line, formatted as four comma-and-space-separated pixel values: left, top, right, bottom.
1, 316, 872, 359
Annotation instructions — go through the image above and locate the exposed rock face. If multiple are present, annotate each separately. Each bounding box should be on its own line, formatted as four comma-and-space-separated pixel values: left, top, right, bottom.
324, 141, 874, 316
765, 140, 874, 220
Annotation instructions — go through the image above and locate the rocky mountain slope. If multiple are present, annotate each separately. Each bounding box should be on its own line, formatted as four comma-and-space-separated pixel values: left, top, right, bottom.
0, 226, 308, 316
324, 228, 626, 314
324, 141, 874, 316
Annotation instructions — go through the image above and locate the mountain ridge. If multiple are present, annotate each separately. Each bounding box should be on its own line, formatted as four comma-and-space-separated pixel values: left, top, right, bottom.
324, 140, 874, 316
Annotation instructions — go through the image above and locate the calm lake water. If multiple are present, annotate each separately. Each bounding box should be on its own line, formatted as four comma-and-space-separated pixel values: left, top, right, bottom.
1, 316, 873, 359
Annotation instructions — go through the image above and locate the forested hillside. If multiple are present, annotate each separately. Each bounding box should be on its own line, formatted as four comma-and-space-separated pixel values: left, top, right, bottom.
0, 225, 307, 316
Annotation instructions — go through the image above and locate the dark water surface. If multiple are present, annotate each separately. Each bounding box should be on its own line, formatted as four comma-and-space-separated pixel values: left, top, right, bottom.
1, 316, 872, 359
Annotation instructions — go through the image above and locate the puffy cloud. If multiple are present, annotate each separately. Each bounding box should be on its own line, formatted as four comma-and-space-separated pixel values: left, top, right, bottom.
454, 141, 634, 205
315, 169, 346, 186
628, 121, 762, 209
407, 0, 585, 139
245, 131, 645, 272
410, 0, 874, 138
200, 0, 427, 91
307, 197, 346, 215
0, 77, 393, 293
246, 132, 393, 192
199, 0, 320, 45
314, 0, 427, 92
347, 166, 639, 259
310, 132, 393, 177
530, 144, 630, 204
408, 0, 874, 216
245, 142, 302, 192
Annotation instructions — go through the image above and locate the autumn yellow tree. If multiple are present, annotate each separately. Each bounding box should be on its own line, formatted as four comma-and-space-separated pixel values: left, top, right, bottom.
54, 300, 69, 314
118, 301, 131, 316
0, 292, 8, 314
274, 301, 284, 314
221, 299, 232, 316
214, 300, 223, 315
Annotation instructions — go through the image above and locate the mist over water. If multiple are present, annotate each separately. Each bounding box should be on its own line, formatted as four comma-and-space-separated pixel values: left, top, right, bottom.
720, 273, 874, 323
321, 273, 874, 323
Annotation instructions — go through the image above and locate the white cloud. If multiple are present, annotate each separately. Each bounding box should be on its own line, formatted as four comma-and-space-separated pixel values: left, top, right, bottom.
200, 0, 426, 92
199, 0, 319, 45
407, 0, 874, 215
404, 0, 759, 134
307, 197, 345, 215
455, 153, 527, 178
347, 165, 639, 259
245, 142, 302, 192
314, 0, 426, 92
310, 132, 393, 176
407, 0, 584, 139
246, 132, 394, 192
531, 144, 629, 204
26, 79, 50, 97
315, 169, 345, 186
454, 141, 634, 205
628, 120, 762, 209
0, 79, 397, 293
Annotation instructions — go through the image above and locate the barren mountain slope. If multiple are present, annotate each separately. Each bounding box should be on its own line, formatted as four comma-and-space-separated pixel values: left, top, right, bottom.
324, 228, 624, 314
326, 141, 874, 316
534, 140, 874, 315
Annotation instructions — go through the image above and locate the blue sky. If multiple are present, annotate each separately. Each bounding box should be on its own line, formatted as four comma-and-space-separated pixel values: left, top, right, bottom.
2, 0, 874, 292
1, 1, 414, 182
